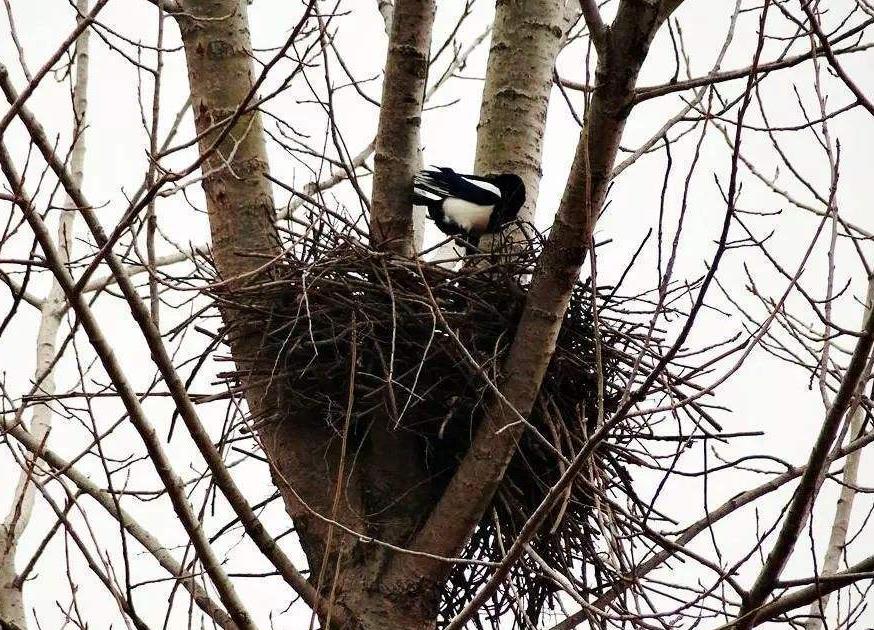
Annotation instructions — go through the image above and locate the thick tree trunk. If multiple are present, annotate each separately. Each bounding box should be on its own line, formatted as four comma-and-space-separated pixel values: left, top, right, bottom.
175, 3, 278, 281
474, 0, 571, 224
175, 2, 439, 627
175, 0, 366, 606
386, 0, 674, 592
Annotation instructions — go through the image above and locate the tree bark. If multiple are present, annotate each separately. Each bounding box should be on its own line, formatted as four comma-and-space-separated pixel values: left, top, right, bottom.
175, 2, 437, 627
473, 0, 571, 224
370, 0, 435, 255
386, 0, 675, 591
0, 559, 23, 630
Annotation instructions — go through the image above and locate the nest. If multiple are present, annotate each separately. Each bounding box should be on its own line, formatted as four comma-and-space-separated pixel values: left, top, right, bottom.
210, 220, 657, 628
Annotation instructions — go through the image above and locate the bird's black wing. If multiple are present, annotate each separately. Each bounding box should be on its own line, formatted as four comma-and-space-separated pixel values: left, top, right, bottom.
413, 168, 502, 206
411, 173, 443, 206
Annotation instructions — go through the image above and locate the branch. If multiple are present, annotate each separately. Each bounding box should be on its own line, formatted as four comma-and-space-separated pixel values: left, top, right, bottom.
27, 480, 151, 630
369, 0, 435, 255
659, 0, 688, 19
81, 250, 195, 293
800, 2, 874, 116
0, 0, 108, 136
1, 3, 91, 625
555, 18, 874, 103
0, 270, 41, 309
634, 34, 874, 103
802, 264, 874, 630
385, 0, 673, 596
737, 230, 874, 623
3, 421, 237, 630
0, 50, 334, 626
0, 145, 259, 630
579, 0, 606, 53
745, 553, 874, 626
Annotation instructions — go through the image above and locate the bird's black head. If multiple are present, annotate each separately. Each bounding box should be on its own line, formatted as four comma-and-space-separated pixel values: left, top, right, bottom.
492, 173, 526, 220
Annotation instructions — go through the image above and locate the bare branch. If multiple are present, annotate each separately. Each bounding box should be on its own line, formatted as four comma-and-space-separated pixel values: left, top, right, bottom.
579, 0, 606, 53
747, 552, 874, 626
0, 146, 259, 630
800, 2, 874, 116
387, 0, 677, 597
2, 420, 237, 630
1, 3, 91, 624
738, 184, 874, 630
804, 279, 874, 629
0, 54, 337, 627
0, 0, 108, 136
555, 18, 874, 103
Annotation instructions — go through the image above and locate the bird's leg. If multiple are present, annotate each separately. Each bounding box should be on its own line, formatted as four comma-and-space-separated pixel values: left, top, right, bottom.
459, 232, 481, 255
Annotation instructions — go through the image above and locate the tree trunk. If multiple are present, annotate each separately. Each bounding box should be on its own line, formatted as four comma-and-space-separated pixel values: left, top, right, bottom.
176, 0, 365, 533
474, 0, 572, 224
369, 0, 435, 255
0, 1, 90, 626
0, 557, 24, 630
176, 0, 360, 592
175, 2, 439, 626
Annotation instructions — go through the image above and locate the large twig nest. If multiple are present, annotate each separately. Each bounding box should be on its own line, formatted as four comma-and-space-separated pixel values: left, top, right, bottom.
211, 221, 657, 627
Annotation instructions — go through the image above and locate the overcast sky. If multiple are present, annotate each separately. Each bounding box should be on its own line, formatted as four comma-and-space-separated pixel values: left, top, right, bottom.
2, 0, 874, 628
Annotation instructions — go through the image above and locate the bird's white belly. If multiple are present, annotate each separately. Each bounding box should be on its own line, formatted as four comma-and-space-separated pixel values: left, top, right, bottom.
443, 198, 493, 232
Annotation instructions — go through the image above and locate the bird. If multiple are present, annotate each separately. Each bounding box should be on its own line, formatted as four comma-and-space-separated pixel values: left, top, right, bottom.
412, 167, 525, 253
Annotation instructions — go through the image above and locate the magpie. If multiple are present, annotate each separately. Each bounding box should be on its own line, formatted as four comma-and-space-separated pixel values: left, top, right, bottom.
412, 167, 525, 253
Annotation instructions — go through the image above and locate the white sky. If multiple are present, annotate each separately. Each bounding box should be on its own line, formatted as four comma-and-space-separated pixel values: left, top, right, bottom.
1, 0, 874, 628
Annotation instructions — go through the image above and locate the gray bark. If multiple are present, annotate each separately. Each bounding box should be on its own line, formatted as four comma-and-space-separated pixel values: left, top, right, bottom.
473, 0, 571, 224
386, 0, 676, 592
370, 0, 435, 255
